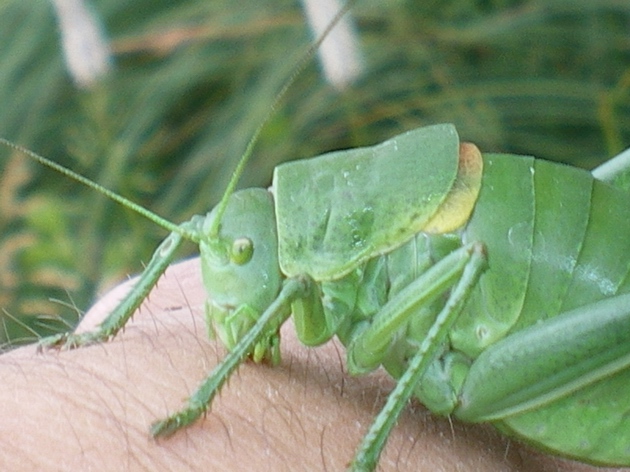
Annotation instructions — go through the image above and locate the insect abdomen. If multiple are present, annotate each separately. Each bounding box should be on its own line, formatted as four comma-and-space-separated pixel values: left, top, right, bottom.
452, 153, 630, 355
452, 153, 630, 465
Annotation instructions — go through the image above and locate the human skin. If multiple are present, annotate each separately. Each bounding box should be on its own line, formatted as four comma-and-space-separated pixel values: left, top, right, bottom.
0, 257, 626, 471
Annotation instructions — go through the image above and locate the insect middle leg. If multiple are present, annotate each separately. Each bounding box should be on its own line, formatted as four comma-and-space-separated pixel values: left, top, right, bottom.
346, 242, 486, 471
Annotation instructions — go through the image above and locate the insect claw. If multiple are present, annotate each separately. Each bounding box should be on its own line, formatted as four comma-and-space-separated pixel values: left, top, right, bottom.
151, 405, 206, 438
36, 333, 67, 352
36, 331, 110, 351
150, 418, 176, 438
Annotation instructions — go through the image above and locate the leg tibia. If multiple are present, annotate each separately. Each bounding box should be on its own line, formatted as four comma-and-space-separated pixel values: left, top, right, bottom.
38, 231, 186, 350
350, 243, 486, 470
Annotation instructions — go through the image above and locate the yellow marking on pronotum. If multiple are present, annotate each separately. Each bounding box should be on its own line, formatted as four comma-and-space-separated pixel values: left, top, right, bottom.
423, 142, 483, 233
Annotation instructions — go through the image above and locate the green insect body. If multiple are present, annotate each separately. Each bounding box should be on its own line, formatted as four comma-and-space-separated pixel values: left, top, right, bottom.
198, 122, 630, 468
7, 122, 630, 470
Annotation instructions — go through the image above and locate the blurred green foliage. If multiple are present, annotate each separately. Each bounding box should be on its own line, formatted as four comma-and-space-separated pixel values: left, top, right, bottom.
1, 0, 629, 345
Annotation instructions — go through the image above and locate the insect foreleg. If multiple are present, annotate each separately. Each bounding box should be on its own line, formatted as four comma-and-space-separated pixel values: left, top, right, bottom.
150, 276, 311, 437
38, 225, 192, 350
350, 243, 486, 471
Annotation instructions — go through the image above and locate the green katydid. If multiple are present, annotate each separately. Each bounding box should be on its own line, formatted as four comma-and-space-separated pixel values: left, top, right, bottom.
3, 2, 630, 471
3, 121, 630, 471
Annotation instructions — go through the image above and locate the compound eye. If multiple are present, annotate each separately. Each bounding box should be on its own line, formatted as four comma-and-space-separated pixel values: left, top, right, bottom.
230, 237, 253, 265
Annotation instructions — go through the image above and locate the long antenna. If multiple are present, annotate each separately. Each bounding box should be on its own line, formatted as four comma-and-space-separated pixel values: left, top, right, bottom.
206, 0, 357, 238
0, 0, 357, 243
0, 138, 200, 242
